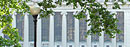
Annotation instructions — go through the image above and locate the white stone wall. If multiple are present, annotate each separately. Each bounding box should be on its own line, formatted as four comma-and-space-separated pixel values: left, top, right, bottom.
1, 0, 130, 47
21, 10, 129, 47
0, 10, 130, 47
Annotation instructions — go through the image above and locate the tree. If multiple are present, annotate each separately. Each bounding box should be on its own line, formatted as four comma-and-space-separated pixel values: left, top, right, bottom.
0, 0, 126, 47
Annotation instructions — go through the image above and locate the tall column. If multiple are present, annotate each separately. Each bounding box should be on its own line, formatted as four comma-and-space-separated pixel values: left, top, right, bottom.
124, 11, 130, 47
49, 14, 54, 47
37, 15, 42, 47
0, 12, 3, 36
86, 11, 91, 47
12, 12, 16, 28
74, 12, 80, 47
24, 13, 29, 47
99, 31, 104, 47
61, 12, 67, 47
112, 11, 117, 47
0, 29, 3, 37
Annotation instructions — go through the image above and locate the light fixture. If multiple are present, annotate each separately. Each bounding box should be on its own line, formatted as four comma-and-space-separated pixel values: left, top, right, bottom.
29, 3, 40, 15
27, 2, 40, 47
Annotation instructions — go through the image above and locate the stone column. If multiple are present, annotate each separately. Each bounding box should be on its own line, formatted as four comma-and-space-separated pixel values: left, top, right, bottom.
86, 11, 91, 47
24, 13, 29, 47
99, 31, 104, 47
124, 11, 130, 47
12, 13, 16, 29
49, 14, 54, 47
37, 15, 42, 47
0, 29, 3, 37
74, 12, 80, 47
112, 11, 117, 47
61, 11, 67, 47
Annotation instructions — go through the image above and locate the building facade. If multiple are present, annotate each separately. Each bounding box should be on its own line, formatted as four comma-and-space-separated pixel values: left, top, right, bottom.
0, 0, 130, 47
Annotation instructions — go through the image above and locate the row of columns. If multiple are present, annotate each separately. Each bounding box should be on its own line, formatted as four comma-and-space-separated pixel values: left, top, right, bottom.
49, 11, 81, 47
48, 11, 92, 47
47, 11, 129, 47
0, 10, 129, 47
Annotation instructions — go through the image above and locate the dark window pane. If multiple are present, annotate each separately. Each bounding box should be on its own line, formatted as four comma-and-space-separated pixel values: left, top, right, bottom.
104, 34, 111, 42
79, 14, 87, 42
57, 45, 60, 47
91, 34, 99, 42
119, 45, 122, 47
67, 12, 75, 42
16, 14, 24, 40
29, 15, 34, 41
116, 12, 124, 42
94, 45, 97, 47
42, 17, 50, 41
54, 12, 62, 42
81, 45, 85, 47
69, 45, 72, 47
4, 35, 9, 39
91, 15, 99, 42
106, 45, 109, 47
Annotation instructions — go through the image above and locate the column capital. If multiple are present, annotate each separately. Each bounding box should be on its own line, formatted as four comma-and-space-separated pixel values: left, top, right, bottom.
13, 12, 17, 15
61, 11, 67, 15
51, 12, 55, 16
73, 11, 79, 15
111, 11, 116, 13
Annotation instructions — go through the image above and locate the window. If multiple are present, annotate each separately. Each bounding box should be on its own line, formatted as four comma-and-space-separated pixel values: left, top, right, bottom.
106, 45, 109, 47
81, 45, 85, 47
104, 34, 111, 42
41, 17, 50, 41
57, 45, 60, 47
91, 34, 99, 42
79, 14, 87, 42
94, 45, 97, 47
67, 12, 75, 42
119, 45, 122, 47
29, 15, 34, 41
116, 12, 124, 42
69, 45, 72, 47
43, 43, 49, 47
54, 12, 62, 42
16, 14, 24, 40
91, 13, 99, 42
4, 15, 16, 39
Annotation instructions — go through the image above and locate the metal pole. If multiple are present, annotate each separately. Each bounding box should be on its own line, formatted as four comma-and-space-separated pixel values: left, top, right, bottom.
33, 15, 38, 47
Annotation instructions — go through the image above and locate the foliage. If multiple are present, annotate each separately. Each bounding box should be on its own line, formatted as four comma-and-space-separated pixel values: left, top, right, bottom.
0, 0, 29, 47
37, 0, 125, 38
0, 0, 125, 47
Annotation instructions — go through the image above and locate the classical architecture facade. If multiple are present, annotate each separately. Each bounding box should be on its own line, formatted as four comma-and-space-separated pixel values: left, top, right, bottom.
0, 0, 130, 47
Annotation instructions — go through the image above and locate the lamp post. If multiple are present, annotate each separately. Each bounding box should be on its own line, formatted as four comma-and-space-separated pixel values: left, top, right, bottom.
29, 2, 40, 47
